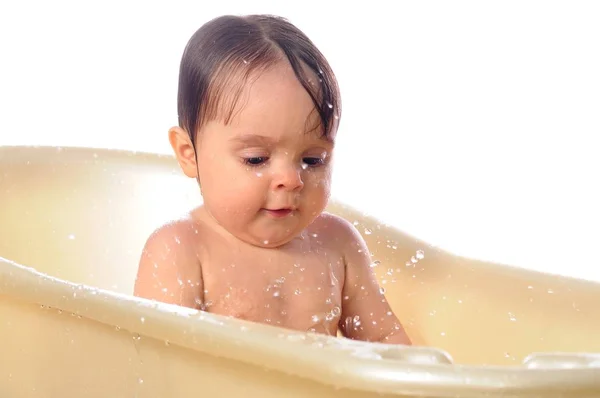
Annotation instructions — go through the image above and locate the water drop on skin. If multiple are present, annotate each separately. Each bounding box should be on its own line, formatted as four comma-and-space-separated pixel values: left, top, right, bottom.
364, 228, 372, 235
379, 287, 386, 294
508, 312, 517, 322
256, 172, 263, 177
416, 250, 425, 260
263, 240, 269, 245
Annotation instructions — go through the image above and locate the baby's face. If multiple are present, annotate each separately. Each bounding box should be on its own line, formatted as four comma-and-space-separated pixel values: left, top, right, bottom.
195, 62, 335, 248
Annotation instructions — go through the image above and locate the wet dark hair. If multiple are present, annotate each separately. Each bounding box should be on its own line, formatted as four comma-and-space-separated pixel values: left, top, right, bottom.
176, 14, 341, 147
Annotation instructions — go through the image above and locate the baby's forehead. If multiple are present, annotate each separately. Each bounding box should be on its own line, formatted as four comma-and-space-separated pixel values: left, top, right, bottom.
214, 66, 326, 135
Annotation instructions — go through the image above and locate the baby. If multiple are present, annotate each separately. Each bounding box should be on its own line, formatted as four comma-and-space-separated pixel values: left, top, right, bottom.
134, 14, 411, 345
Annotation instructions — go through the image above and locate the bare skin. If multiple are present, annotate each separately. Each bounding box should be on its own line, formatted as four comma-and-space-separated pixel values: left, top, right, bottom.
135, 208, 411, 344
134, 58, 411, 345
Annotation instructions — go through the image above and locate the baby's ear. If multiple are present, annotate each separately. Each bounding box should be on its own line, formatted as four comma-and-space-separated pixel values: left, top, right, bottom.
168, 126, 198, 179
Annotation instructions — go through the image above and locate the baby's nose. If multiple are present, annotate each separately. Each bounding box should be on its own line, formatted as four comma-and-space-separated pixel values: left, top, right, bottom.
273, 165, 304, 191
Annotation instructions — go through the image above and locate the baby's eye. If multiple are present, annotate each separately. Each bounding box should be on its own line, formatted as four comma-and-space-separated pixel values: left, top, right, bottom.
244, 156, 268, 166
302, 157, 324, 167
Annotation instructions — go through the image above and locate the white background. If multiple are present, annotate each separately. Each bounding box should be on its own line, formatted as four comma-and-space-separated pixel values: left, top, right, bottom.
1, 1, 599, 281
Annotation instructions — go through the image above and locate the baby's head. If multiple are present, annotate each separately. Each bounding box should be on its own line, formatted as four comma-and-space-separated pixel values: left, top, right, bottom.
169, 14, 341, 248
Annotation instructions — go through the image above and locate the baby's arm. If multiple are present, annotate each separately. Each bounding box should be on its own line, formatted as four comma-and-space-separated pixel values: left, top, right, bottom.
334, 216, 412, 345
134, 221, 203, 309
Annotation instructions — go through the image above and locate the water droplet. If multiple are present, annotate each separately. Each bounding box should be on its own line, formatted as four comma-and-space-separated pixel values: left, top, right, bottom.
416, 250, 425, 260
294, 289, 301, 295
326, 101, 333, 109
508, 312, 517, 322
379, 287, 386, 294
256, 172, 263, 177
174, 237, 181, 244
547, 288, 554, 294
164, 340, 170, 346
273, 291, 280, 297
386, 311, 392, 316
263, 240, 269, 245
311, 314, 320, 323
138, 377, 144, 384
410, 256, 418, 263
369, 260, 380, 268
364, 228, 372, 235
301, 163, 309, 170
140, 317, 145, 323
331, 306, 341, 316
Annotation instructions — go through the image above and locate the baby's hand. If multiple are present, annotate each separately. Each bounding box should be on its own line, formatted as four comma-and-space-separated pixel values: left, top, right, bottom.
332, 216, 412, 345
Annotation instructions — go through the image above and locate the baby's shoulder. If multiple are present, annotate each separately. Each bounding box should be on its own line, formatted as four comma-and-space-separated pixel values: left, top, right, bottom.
142, 212, 202, 257
311, 212, 365, 251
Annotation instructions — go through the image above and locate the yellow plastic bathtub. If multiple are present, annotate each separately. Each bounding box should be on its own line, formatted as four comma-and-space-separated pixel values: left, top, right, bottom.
1, 145, 600, 397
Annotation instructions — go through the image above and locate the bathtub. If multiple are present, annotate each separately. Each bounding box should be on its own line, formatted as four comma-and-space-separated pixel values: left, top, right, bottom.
1, 145, 599, 397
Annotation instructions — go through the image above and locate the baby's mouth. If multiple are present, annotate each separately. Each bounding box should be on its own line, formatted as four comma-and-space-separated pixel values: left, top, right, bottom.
263, 208, 294, 218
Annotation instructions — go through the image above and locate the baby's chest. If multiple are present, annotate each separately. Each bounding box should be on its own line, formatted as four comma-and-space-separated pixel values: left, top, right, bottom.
201, 251, 344, 329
